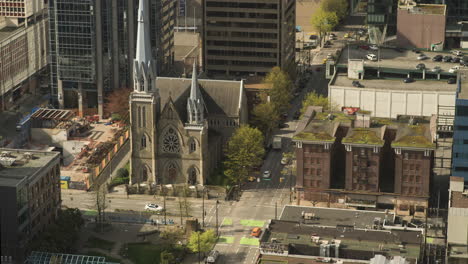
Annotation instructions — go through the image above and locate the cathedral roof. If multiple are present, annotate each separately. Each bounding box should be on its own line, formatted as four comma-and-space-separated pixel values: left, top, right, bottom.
157, 77, 243, 122
135, 0, 152, 67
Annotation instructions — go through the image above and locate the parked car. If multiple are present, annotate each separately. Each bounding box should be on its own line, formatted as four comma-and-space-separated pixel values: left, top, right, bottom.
431, 66, 442, 73
432, 55, 443, 62
403, 77, 414, 83
412, 48, 421, 54
344, 32, 351, 38
369, 44, 378, 50
251, 227, 262, 237
359, 45, 370, 50
145, 203, 164, 212
417, 54, 428, 60
263, 171, 271, 179
352, 80, 364, 87
357, 28, 366, 35
205, 250, 219, 263
366, 54, 377, 61
394, 47, 405, 53
452, 57, 461, 63
453, 50, 463, 56
448, 78, 456, 84
281, 156, 290, 165
449, 66, 460, 73
415, 63, 425, 70
247, 176, 256, 182
328, 33, 336, 40
460, 56, 468, 66
443, 55, 453, 62
293, 110, 301, 119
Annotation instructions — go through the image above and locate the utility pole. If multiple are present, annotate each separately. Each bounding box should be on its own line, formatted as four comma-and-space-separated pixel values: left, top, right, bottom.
275, 202, 277, 220
202, 187, 205, 227
163, 191, 167, 225
197, 232, 201, 264
215, 200, 219, 236
289, 166, 293, 203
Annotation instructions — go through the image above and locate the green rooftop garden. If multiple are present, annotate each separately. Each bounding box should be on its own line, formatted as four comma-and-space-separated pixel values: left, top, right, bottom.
294, 131, 335, 142
342, 128, 384, 145
392, 125, 434, 149
314, 112, 354, 122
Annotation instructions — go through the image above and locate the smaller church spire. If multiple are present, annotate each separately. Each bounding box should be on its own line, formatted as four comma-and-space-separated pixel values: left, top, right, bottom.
187, 62, 204, 124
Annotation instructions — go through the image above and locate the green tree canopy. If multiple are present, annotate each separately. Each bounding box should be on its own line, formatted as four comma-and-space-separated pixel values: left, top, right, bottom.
321, 0, 348, 20
224, 125, 265, 185
301, 92, 332, 114
160, 250, 175, 264
187, 230, 217, 254
264, 67, 293, 115
252, 102, 279, 139
311, 8, 339, 40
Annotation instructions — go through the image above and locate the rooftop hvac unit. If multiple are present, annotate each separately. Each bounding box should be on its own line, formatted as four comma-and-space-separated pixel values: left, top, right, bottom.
23, 152, 34, 160
0, 157, 16, 166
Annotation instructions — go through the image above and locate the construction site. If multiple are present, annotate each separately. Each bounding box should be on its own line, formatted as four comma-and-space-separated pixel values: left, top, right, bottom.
17, 108, 129, 190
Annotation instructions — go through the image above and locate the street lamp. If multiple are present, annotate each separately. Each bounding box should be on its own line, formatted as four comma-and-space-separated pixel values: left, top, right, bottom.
215, 200, 219, 236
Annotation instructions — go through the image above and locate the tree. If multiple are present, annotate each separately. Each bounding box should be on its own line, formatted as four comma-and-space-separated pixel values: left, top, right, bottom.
177, 185, 192, 225
160, 250, 175, 264
301, 91, 336, 114
311, 8, 339, 44
187, 230, 217, 255
94, 184, 108, 230
104, 87, 132, 117
264, 67, 293, 115
321, 0, 348, 20
224, 125, 265, 188
252, 102, 279, 139
160, 226, 185, 245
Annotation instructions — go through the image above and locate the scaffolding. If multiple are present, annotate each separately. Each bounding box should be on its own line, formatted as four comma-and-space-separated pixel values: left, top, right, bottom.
24, 251, 118, 264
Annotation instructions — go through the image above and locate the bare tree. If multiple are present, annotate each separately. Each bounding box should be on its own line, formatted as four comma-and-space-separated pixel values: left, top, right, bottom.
95, 184, 108, 231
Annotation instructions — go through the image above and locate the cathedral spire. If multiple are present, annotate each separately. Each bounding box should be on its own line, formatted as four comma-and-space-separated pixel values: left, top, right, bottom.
134, 0, 157, 93
187, 62, 204, 124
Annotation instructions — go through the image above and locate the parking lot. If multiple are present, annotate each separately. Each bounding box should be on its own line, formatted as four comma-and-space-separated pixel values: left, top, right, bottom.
338, 45, 465, 75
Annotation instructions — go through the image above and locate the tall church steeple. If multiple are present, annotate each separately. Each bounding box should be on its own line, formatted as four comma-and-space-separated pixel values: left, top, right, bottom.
187, 62, 204, 124
134, 0, 157, 93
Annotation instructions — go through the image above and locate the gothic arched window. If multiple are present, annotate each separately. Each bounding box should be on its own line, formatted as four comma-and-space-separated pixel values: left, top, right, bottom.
142, 106, 146, 128
162, 128, 180, 153
141, 134, 147, 149
189, 139, 197, 153
139, 80, 145, 92
141, 166, 148, 182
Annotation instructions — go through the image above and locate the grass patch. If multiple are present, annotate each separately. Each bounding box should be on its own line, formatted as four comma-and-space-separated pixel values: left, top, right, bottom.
123, 242, 185, 264
217, 236, 234, 244
239, 237, 260, 246
240, 220, 265, 227
86, 250, 121, 263
221, 218, 233, 226
85, 236, 115, 251
83, 210, 98, 216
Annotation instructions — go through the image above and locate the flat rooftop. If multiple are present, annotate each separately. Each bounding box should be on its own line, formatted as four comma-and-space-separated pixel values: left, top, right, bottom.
280, 206, 392, 229
331, 73, 456, 92
0, 149, 59, 187
398, 4, 446, 16
338, 46, 460, 76
0, 26, 23, 42
263, 220, 422, 260
458, 70, 468, 100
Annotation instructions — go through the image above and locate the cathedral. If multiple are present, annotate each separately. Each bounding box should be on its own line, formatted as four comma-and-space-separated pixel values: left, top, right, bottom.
129, 0, 247, 186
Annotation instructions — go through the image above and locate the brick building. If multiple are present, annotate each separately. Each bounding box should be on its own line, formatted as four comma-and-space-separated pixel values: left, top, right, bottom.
0, 149, 61, 262
293, 106, 435, 216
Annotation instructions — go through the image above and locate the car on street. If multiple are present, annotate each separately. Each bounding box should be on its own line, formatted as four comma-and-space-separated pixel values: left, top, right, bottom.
263, 171, 271, 179
431, 66, 442, 73
344, 32, 351, 38
369, 44, 378, 50
415, 63, 425, 70
248, 176, 256, 182
449, 66, 460, 73
251, 227, 262, 237
452, 57, 461, 63
417, 54, 428, 60
205, 250, 219, 263
453, 50, 463, 56
403, 77, 414, 83
359, 45, 369, 50
145, 203, 164, 212
366, 54, 377, 61
443, 55, 453, 62
448, 78, 456, 84
432, 55, 443, 62
281, 157, 290, 165
328, 33, 336, 40
352, 80, 364, 87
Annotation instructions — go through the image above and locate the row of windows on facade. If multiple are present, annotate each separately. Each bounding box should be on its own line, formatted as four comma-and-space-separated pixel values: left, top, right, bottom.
402, 174, 422, 184
207, 31, 278, 39
207, 49, 278, 58
352, 184, 377, 191
207, 60, 277, 67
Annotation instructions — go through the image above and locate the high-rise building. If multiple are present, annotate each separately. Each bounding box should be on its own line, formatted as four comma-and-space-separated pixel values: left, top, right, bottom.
366, 0, 397, 37
452, 70, 468, 184
202, 0, 295, 78
0, 0, 48, 111
48, 0, 175, 117
0, 149, 61, 262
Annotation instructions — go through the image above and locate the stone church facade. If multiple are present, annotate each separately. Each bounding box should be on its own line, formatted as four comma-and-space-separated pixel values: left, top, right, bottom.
129, 0, 247, 187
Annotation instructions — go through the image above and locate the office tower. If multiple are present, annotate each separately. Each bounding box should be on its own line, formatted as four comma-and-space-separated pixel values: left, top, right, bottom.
48, 0, 175, 117
202, 0, 295, 78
